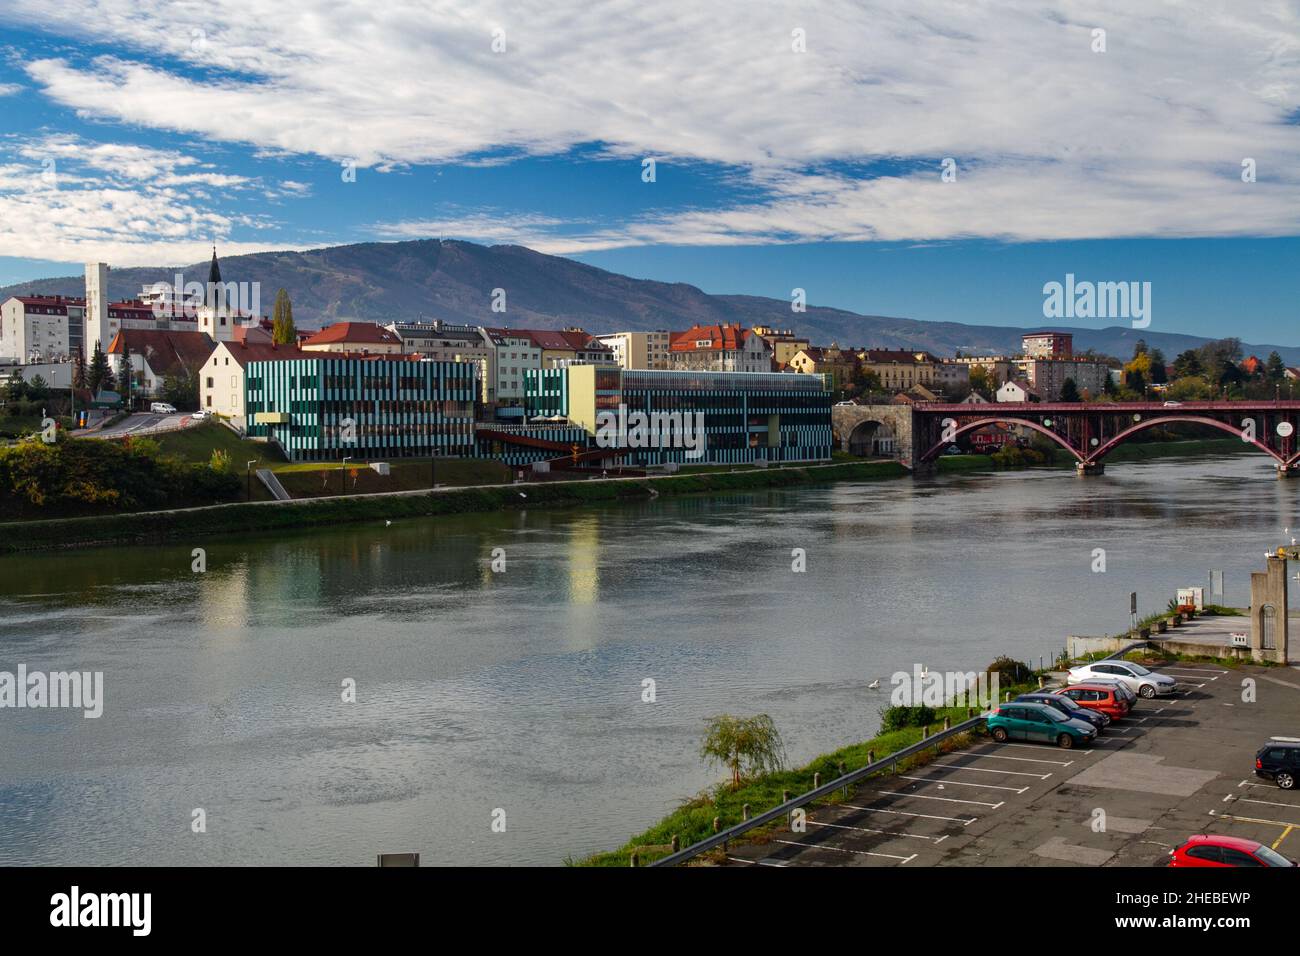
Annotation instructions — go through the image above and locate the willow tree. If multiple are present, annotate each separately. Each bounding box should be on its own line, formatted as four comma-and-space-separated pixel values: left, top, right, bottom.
700, 714, 786, 788
271, 288, 296, 345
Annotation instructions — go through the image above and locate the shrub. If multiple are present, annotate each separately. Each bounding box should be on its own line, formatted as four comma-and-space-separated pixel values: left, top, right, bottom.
879, 704, 937, 732
986, 655, 1033, 683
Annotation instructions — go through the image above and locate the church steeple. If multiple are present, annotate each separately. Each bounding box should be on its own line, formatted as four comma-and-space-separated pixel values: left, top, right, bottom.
207, 245, 222, 286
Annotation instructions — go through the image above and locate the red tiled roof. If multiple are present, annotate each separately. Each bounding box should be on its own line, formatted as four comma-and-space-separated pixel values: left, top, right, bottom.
669, 323, 755, 353
525, 328, 610, 353
302, 322, 402, 347
9, 295, 87, 309
107, 330, 215, 377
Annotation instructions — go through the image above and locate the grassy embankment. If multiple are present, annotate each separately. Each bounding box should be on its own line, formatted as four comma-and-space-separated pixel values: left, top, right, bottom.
0, 458, 907, 553
577, 675, 1039, 867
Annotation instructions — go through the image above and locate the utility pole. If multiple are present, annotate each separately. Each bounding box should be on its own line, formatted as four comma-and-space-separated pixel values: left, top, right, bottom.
246, 460, 257, 501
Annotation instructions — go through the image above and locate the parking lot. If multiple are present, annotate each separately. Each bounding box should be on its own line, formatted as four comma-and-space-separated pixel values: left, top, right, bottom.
725, 662, 1300, 867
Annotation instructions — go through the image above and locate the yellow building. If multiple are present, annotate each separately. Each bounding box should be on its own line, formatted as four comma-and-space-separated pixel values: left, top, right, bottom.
858, 349, 938, 392
788, 345, 857, 389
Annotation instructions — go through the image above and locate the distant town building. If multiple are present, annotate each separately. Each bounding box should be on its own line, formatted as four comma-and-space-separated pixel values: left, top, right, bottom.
301, 322, 403, 355
751, 326, 810, 368
482, 328, 543, 408
668, 323, 771, 374
934, 361, 971, 393
996, 380, 1043, 403
384, 320, 493, 401
1022, 331, 1073, 359
244, 354, 478, 461
201, 337, 300, 427
0, 294, 85, 363
788, 345, 855, 389
596, 330, 671, 370
524, 365, 832, 466
858, 349, 938, 392
527, 328, 617, 369
107, 329, 215, 397
1016, 357, 1109, 400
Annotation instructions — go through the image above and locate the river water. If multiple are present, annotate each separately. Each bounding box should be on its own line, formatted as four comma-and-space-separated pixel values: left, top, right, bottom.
0, 454, 1294, 865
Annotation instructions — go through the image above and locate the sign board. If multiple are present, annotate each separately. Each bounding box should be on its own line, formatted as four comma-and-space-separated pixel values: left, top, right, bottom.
1230, 632, 1249, 648
1177, 587, 1205, 611
1279, 422, 1295, 438
1211, 569, 1223, 597
1129, 592, 1137, 614
531, 460, 551, 473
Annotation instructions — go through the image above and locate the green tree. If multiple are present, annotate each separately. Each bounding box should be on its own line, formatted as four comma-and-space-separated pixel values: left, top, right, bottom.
1166, 375, 1214, 401
271, 288, 296, 345
700, 714, 786, 788
1147, 347, 1167, 384
160, 367, 200, 410
117, 342, 134, 406
87, 341, 112, 394
26, 375, 48, 401
1267, 351, 1286, 382
4, 370, 27, 402
72, 349, 87, 390
1171, 349, 1203, 380
1059, 377, 1081, 402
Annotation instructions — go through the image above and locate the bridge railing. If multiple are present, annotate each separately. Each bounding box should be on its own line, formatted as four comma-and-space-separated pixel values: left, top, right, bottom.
649, 714, 986, 867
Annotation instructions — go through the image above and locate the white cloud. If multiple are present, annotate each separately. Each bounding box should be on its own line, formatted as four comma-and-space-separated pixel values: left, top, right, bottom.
4, 0, 1300, 250
0, 83, 22, 97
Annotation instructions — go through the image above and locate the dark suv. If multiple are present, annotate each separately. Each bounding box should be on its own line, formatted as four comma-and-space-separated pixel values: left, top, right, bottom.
1255, 741, 1300, 789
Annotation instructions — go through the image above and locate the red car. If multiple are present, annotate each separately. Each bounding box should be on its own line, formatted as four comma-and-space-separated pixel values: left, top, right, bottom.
1056, 683, 1130, 721
1169, 834, 1294, 867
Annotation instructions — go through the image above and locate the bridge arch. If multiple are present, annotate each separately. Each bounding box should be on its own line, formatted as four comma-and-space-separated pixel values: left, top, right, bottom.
918, 417, 1084, 463
1089, 415, 1286, 465
847, 419, 895, 457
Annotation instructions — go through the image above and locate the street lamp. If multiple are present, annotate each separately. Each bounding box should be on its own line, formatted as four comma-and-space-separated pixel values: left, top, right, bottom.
246, 460, 258, 501
341, 456, 352, 495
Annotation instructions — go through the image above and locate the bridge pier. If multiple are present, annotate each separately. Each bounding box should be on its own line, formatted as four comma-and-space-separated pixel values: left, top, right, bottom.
1277, 465, 1294, 480
1075, 460, 1105, 477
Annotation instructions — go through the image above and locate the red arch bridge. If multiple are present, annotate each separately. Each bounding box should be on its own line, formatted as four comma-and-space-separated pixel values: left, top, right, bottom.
908, 401, 1300, 475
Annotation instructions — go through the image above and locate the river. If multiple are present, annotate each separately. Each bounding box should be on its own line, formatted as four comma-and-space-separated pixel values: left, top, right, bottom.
0, 453, 1294, 865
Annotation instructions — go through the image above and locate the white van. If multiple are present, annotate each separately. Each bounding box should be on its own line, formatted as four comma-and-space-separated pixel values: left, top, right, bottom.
150, 402, 177, 414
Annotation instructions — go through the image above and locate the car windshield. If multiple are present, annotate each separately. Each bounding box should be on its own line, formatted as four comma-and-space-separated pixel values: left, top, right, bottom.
1254, 845, 1294, 867
1126, 663, 1151, 675
1042, 708, 1070, 722
1053, 695, 1083, 711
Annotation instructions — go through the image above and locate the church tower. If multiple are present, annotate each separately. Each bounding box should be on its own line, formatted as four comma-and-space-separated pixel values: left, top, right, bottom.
197, 246, 235, 342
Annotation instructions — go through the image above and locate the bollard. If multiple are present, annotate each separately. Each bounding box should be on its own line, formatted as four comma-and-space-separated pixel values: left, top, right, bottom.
838, 761, 845, 775
782, 789, 791, 803
713, 817, 721, 834
671, 835, 680, 852
867, 749, 875, 765
630, 852, 639, 867
813, 772, 820, 788
742, 803, 750, 821
921, 724, 929, 740
943, 716, 951, 730
968, 707, 975, 718
1038, 675, 1045, 689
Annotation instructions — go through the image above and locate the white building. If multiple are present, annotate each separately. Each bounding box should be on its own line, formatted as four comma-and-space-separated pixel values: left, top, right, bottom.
996, 380, 1042, 403
482, 328, 543, 406
596, 330, 671, 370
0, 295, 85, 363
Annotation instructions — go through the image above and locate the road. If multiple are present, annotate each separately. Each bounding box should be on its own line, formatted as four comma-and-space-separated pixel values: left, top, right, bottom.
80, 411, 195, 439
725, 662, 1300, 867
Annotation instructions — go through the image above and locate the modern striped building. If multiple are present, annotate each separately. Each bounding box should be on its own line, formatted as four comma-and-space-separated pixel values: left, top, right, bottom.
524, 365, 833, 466
245, 354, 478, 461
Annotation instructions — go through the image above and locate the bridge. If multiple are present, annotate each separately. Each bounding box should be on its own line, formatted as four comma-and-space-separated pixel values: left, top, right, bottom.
833, 401, 1300, 476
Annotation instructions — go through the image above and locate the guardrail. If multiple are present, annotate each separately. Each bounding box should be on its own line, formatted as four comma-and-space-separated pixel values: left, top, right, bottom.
1103, 640, 1153, 661
649, 714, 986, 867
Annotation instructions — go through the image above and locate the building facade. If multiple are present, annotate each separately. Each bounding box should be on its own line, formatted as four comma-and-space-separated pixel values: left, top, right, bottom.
859, 349, 938, 391
384, 320, 493, 401
595, 330, 671, 370
482, 328, 543, 407
244, 354, 478, 462
668, 323, 771, 374
0, 295, 85, 363
1016, 357, 1110, 399
1022, 332, 1073, 359
525, 365, 833, 466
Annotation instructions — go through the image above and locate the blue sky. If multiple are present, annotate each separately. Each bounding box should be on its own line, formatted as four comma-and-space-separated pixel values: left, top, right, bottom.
0, 3, 1297, 342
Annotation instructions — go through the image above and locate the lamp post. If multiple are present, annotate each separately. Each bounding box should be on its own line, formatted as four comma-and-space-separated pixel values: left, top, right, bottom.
341, 456, 352, 495
246, 460, 257, 501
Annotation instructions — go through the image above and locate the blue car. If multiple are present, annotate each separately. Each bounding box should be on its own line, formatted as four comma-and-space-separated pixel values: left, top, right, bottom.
1016, 692, 1109, 731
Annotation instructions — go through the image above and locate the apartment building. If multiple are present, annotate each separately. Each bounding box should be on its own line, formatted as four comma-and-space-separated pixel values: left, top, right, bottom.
596, 330, 671, 370
668, 323, 771, 373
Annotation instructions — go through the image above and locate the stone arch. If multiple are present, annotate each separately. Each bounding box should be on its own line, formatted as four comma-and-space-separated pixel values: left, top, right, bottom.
848, 419, 894, 456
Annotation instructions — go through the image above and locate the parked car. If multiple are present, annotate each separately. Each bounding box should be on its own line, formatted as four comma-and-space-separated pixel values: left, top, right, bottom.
1162, 401, 1183, 408
1068, 660, 1177, 699
190, 409, 209, 421
150, 401, 177, 414
1016, 691, 1109, 730
1169, 834, 1295, 867
1074, 675, 1138, 708
1055, 683, 1130, 721
1255, 740, 1300, 789
987, 701, 1098, 749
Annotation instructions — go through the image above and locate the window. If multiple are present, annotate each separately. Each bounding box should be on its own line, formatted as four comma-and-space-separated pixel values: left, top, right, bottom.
1186, 845, 1221, 863
1221, 849, 1262, 867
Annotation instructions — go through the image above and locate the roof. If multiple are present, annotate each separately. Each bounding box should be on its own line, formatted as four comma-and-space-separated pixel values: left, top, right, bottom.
216, 340, 310, 368
106, 329, 215, 377
7, 295, 87, 309
862, 349, 934, 364
669, 323, 756, 353
525, 328, 611, 353
301, 322, 402, 347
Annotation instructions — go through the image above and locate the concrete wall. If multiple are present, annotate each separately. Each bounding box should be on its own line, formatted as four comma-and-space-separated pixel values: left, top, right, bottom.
832, 404, 915, 463
1250, 554, 1289, 663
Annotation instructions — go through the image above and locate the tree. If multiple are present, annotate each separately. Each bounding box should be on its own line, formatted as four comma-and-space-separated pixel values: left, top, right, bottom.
1123, 351, 1151, 392
160, 366, 200, 410
4, 370, 26, 402
117, 342, 134, 406
87, 342, 113, 395
1171, 349, 1203, 380
1267, 351, 1286, 383
72, 349, 87, 391
969, 366, 993, 398
1059, 377, 1081, 402
700, 714, 786, 788
26, 375, 48, 401
271, 288, 296, 345
1147, 347, 1167, 384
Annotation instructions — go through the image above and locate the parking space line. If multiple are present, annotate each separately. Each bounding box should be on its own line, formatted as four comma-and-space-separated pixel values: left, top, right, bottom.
772, 839, 916, 863
807, 819, 941, 842
1273, 825, 1295, 850
1239, 797, 1300, 811
897, 774, 1029, 794
873, 790, 1003, 806
993, 742, 1095, 755
1162, 671, 1221, 680
842, 806, 977, 827
728, 856, 787, 867
929, 762, 1051, 779
1237, 779, 1278, 789
1213, 810, 1300, 829
963, 751, 1074, 766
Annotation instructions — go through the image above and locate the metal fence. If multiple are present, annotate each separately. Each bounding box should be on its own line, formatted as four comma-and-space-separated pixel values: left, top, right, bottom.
649, 714, 986, 867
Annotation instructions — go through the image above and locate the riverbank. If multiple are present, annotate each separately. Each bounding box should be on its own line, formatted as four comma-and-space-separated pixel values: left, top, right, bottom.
0, 459, 907, 554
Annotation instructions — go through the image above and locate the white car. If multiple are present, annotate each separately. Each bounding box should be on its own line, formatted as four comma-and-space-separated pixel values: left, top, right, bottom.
150, 401, 177, 414
190, 409, 209, 421
1068, 660, 1177, 699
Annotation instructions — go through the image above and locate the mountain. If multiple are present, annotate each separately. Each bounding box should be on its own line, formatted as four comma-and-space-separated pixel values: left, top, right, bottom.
2, 238, 1295, 363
